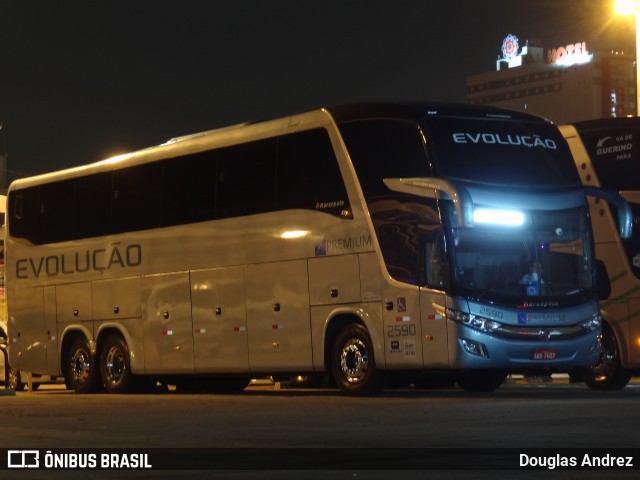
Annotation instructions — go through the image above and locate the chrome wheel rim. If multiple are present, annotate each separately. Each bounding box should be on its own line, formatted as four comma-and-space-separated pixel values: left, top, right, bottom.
70, 348, 91, 384
339, 338, 369, 384
591, 333, 616, 380
104, 346, 125, 385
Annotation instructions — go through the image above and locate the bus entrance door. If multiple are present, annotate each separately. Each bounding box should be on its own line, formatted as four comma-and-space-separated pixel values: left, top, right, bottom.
419, 288, 449, 368
382, 285, 423, 369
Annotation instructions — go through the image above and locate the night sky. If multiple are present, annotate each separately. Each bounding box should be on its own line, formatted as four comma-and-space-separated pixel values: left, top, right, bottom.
0, 0, 633, 179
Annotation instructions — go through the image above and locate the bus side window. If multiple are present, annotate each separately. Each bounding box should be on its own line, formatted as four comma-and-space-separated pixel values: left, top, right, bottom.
112, 162, 163, 234
277, 129, 350, 218
375, 220, 419, 285
39, 179, 74, 244
370, 198, 441, 286
8, 188, 40, 244
162, 150, 217, 226
217, 139, 277, 218
74, 172, 112, 239
13, 193, 23, 220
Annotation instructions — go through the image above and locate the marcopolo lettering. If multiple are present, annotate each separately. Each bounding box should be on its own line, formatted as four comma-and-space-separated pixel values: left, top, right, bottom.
452, 132, 558, 149
315, 200, 345, 210
16, 244, 142, 279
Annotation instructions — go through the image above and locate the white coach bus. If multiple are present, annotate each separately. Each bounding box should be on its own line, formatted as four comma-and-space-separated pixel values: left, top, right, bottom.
5, 103, 632, 395
561, 117, 640, 390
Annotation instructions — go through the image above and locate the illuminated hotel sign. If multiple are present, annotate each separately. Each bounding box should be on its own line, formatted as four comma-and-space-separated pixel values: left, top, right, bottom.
496, 35, 593, 71
547, 42, 592, 66
497, 34, 526, 69
501, 34, 519, 59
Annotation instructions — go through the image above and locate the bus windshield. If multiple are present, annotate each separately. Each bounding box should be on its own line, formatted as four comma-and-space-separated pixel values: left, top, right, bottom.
444, 202, 595, 306
423, 116, 581, 188
340, 115, 598, 307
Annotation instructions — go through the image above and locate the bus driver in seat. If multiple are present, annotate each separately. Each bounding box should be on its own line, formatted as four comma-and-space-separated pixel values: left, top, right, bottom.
519, 261, 544, 286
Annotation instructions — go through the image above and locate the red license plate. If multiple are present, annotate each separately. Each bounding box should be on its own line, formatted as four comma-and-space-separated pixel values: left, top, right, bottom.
531, 349, 557, 360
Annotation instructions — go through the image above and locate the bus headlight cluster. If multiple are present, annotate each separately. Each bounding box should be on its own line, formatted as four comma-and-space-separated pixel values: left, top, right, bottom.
460, 339, 490, 358
580, 313, 601, 332
446, 308, 502, 333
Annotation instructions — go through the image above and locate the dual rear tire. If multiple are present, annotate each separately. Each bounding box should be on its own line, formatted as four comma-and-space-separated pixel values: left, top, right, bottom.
66, 333, 137, 394
66, 333, 249, 394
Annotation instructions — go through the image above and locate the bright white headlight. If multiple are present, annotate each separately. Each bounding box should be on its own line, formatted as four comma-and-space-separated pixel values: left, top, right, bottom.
474, 208, 524, 226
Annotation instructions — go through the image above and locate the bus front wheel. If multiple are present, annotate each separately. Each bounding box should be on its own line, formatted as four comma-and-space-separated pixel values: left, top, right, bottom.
331, 323, 382, 396
66, 336, 101, 394
584, 326, 631, 391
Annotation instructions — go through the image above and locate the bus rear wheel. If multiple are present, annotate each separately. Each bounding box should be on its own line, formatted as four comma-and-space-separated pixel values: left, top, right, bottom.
584, 326, 631, 391
66, 336, 101, 394
100, 333, 137, 394
331, 323, 382, 396
8, 369, 28, 391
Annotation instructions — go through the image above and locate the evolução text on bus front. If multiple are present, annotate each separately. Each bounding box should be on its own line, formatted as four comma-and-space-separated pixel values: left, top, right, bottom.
452, 132, 558, 149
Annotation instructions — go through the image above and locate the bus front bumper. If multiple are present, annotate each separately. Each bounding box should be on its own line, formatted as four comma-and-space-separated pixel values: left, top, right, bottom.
447, 321, 601, 370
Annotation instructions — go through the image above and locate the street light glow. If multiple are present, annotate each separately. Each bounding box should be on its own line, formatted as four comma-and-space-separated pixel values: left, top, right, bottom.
616, 0, 637, 15
614, 0, 640, 115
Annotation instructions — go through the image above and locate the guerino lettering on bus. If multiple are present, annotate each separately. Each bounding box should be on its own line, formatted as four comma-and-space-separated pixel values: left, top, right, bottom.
15, 244, 142, 279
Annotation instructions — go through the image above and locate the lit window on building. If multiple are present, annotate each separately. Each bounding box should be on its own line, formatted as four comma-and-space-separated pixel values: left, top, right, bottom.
611, 92, 617, 118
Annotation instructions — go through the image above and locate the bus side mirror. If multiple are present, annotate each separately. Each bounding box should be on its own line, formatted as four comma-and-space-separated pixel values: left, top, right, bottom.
596, 259, 611, 300
584, 185, 633, 240
383, 177, 474, 227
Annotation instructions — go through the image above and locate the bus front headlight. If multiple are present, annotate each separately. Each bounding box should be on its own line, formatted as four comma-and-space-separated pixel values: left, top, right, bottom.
447, 308, 502, 333
581, 313, 601, 332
